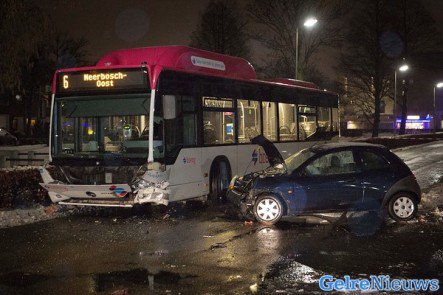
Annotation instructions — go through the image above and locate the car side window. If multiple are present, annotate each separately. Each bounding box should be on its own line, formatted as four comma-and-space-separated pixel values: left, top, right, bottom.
304, 150, 358, 176
360, 151, 390, 171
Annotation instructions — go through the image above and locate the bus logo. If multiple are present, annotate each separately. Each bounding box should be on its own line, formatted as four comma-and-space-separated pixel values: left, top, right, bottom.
109, 185, 128, 198
183, 157, 196, 164
191, 56, 226, 71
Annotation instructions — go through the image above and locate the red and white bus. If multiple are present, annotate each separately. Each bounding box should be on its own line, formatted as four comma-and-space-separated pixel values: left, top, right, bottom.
39, 46, 339, 207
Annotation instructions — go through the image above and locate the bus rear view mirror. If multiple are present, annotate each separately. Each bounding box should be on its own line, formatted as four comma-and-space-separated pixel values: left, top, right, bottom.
163, 95, 176, 119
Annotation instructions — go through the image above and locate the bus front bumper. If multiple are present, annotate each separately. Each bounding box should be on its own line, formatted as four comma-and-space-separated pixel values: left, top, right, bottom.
39, 167, 169, 206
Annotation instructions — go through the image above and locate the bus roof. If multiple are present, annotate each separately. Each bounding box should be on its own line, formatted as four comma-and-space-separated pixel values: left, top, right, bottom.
54, 45, 335, 95
96, 45, 256, 84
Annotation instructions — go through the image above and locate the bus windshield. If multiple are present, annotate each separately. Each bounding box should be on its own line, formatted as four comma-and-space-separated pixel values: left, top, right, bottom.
54, 95, 163, 159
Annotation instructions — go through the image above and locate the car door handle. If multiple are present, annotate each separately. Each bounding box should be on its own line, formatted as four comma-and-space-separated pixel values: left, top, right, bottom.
361, 181, 371, 185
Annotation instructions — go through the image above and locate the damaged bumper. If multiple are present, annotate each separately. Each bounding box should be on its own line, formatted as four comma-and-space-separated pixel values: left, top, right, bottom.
39, 166, 170, 207
132, 179, 169, 206
227, 187, 254, 217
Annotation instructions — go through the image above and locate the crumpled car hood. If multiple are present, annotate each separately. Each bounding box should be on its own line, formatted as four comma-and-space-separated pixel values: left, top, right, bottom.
251, 135, 284, 167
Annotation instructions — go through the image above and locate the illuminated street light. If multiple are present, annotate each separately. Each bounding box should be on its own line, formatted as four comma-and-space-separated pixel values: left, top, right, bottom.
433, 82, 443, 133
296, 17, 318, 80
393, 63, 410, 132
304, 17, 318, 27
399, 64, 409, 72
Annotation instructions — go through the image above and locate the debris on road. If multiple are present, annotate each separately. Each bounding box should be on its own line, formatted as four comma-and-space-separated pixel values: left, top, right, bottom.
44, 204, 58, 215
111, 289, 128, 295
249, 283, 258, 293
210, 243, 227, 250
152, 249, 169, 256
227, 274, 242, 281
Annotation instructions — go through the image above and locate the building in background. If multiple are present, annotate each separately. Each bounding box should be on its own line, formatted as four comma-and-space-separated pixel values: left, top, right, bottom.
0, 87, 51, 137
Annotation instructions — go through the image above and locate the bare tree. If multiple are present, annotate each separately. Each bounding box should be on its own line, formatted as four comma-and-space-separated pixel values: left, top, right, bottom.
247, 0, 348, 80
20, 31, 89, 135
339, 0, 393, 137
392, 0, 443, 134
339, 0, 442, 137
0, 0, 48, 93
190, 0, 250, 59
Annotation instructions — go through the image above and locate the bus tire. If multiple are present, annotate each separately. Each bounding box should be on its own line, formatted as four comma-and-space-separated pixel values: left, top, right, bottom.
209, 157, 231, 204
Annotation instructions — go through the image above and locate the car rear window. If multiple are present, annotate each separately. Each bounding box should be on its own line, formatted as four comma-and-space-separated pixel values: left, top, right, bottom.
360, 150, 390, 171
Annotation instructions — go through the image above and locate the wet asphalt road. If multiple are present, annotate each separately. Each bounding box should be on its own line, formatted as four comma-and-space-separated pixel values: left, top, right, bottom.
0, 204, 442, 295
1, 142, 443, 294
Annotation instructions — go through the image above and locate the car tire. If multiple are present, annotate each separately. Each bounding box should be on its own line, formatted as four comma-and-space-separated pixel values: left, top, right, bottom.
209, 158, 231, 204
253, 195, 284, 225
387, 192, 418, 221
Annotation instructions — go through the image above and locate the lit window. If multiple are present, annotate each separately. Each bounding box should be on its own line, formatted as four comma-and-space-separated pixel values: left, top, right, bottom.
278, 103, 297, 141
298, 105, 317, 140
317, 107, 331, 131
332, 108, 339, 131
203, 111, 235, 145
238, 99, 261, 143
262, 101, 277, 141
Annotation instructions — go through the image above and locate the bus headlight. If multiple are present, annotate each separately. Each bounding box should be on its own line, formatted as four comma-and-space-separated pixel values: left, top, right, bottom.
229, 175, 238, 190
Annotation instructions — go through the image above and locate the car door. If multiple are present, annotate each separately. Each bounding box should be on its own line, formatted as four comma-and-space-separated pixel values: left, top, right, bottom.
292, 149, 364, 212
356, 149, 397, 210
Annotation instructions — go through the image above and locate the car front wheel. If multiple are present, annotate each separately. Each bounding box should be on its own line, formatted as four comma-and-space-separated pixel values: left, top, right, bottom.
387, 193, 418, 221
253, 195, 284, 225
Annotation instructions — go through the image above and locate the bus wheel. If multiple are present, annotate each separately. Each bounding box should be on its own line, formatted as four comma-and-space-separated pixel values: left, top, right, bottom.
209, 158, 231, 204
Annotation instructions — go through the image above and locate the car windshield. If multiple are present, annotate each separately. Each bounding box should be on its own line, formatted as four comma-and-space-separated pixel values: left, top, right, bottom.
284, 148, 315, 174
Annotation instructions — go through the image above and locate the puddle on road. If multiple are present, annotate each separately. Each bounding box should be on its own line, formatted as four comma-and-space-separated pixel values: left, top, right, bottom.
254, 256, 324, 294
93, 268, 181, 292
0, 272, 51, 287
0, 268, 190, 293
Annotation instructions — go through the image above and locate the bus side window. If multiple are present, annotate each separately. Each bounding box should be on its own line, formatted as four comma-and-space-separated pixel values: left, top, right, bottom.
203, 111, 236, 145
298, 105, 317, 140
262, 101, 277, 141
332, 107, 339, 132
164, 95, 197, 158
202, 97, 236, 145
237, 99, 261, 143
317, 107, 331, 132
278, 103, 297, 141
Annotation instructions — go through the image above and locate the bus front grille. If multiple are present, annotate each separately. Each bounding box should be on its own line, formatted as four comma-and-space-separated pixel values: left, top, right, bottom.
55, 165, 142, 185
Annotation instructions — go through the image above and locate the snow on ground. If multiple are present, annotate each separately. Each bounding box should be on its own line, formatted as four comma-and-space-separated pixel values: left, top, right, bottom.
393, 141, 443, 190
0, 144, 48, 153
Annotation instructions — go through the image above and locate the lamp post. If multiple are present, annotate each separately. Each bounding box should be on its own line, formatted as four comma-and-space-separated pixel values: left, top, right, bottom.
433, 82, 443, 133
295, 17, 318, 80
393, 63, 409, 132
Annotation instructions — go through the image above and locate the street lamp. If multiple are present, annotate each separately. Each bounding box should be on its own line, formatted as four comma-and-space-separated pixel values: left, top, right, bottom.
433, 82, 443, 133
295, 17, 318, 80
398, 64, 409, 72
393, 63, 409, 132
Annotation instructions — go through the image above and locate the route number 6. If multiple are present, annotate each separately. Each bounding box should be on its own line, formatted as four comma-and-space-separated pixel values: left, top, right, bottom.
63, 75, 69, 89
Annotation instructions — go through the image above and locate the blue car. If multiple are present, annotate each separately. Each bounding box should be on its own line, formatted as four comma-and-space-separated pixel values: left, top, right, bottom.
227, 135, 421, 225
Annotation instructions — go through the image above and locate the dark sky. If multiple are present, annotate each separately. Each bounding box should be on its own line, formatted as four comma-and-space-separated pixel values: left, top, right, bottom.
37, 0, 212, 62
36, 0, 443, 71
36, 0, 443, 113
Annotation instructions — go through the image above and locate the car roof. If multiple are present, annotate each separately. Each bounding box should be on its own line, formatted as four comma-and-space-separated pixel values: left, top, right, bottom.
310, 142, 387, 153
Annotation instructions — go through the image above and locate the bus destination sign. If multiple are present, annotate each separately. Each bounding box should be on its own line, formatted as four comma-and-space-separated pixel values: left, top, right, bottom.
56, 69, 148, 93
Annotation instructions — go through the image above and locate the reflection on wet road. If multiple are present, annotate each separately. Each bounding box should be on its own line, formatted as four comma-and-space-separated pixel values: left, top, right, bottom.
0, 204, 442, 294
